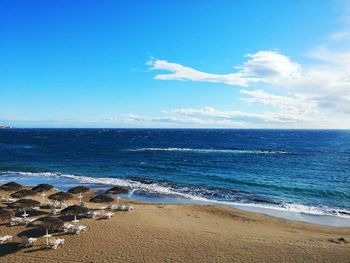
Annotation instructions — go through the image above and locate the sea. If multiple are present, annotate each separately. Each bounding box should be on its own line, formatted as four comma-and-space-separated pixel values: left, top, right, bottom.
0, 129, 349, 226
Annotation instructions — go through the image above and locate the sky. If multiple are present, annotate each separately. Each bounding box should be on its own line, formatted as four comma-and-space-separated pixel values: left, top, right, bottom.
1, 0, 350, 128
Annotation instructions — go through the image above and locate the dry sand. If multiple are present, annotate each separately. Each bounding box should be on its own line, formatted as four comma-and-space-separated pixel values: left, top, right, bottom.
0, 189, 349, 263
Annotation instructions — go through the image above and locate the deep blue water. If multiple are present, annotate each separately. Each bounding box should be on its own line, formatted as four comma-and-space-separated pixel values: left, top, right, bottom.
0, 129, 349, 219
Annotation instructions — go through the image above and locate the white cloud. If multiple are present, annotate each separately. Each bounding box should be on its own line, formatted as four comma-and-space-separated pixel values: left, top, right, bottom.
162, 89, 320, 125
121, 88, 321, 127
330, 31, 350, 41
239, 89, 320, 122
148, 47, 350, 116
121, 112, 246, 127
147, 51, 300, 87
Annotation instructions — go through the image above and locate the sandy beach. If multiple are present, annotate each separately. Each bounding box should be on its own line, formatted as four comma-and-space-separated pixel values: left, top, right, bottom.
0, 189, 349, 263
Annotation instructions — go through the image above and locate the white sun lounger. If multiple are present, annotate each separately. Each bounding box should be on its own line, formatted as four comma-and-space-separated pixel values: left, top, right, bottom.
8, 217, 26, 226
119, 204, 133, 211
50, 207, 62, 215
110, 204, 133, 212
0, 235, 12, 244
85, 210, 100, 219
62, 223, 74, 233
71, 224, 87, 235
0, 196, 17, 203
47, 237, 65, 250
18, 236, 37, 248
101, 212, 114, 220
63, 223, 86, 234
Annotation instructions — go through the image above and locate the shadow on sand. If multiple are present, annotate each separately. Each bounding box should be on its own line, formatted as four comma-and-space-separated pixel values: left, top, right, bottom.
0, 242, 21, 257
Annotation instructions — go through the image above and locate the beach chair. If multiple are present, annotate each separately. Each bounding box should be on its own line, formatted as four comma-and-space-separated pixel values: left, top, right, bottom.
0, 196, 17, 203
50, 200, 60, 208
114, 204, 133, 212
62, 223, 74, 233
108, 204, 119, 210
50, 206, 62, 215
85, 210, 100, 219
47, 237, 65, 250
18, 236, 37, 248
8, 217, 26, 226
101, 212, 114, 220
0, 235, 12, 244
71, 224, 87, 235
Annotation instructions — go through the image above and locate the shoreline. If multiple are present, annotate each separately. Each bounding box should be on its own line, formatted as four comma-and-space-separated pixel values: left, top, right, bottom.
117, 193, 350, 227
1, 172, 350, 228
0, 186, 349, 262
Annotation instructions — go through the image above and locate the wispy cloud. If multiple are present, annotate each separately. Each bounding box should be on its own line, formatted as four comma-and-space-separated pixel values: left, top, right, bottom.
147, 51, 300, 87
329, 31, 350, 41
121, 88, 321, 127
148, 45, 350, 117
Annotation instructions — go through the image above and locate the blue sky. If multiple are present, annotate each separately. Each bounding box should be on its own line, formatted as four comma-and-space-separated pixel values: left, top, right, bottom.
1, 0, 350, 128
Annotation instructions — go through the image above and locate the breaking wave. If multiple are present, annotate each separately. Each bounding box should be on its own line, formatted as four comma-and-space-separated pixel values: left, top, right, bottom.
1, 171, 349, 219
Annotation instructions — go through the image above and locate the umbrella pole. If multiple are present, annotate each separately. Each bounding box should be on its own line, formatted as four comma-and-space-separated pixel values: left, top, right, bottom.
41, 192, 46, 203
46, 228, 49, 246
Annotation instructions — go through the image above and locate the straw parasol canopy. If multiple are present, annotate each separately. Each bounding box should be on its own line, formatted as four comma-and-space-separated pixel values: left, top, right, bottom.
90, 194, 114, 204
48, 191, 73, 209
105, 186, 129, 195
7, 198, 40, 219
0, 208, 15, 222
68, 186, 90, 203
10, 189, 37, 199
7, 198, 41, 210
32, 184, 54, 193
48, 191, 73, 202
68, 186, 90, 194
0, 182, 23, 191
32, 216, 64, 231
61, 205, 89, 223
32, 184, 54, 203
31, 216, 64, 246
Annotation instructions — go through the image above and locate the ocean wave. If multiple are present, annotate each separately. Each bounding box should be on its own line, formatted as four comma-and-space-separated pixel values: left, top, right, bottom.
0, 171, 207, 201
1, 171, 349, 219
126, 148, 289, 154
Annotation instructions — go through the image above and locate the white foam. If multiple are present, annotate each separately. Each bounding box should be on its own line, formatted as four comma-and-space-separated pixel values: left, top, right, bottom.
127, 148, 288, 154
1, 171, 349, 219
0, 171, 208, 202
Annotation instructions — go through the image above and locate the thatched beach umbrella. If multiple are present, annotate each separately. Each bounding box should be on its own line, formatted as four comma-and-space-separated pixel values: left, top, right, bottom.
105, 186, 128, 195
32, 184, 54, 193
105, 186, 128, 205
32, 184, 54, 203
0, 182, 23, 191
0, 208, 15, 223
48, 191, 73, 209
32, 216, 64, 246
61, 205, 89, 223
10, 189, 37, 199
90, 194, 114, 214
90, 194, 114, 204
8, 198, 40, 218
68, 186, 90, 203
